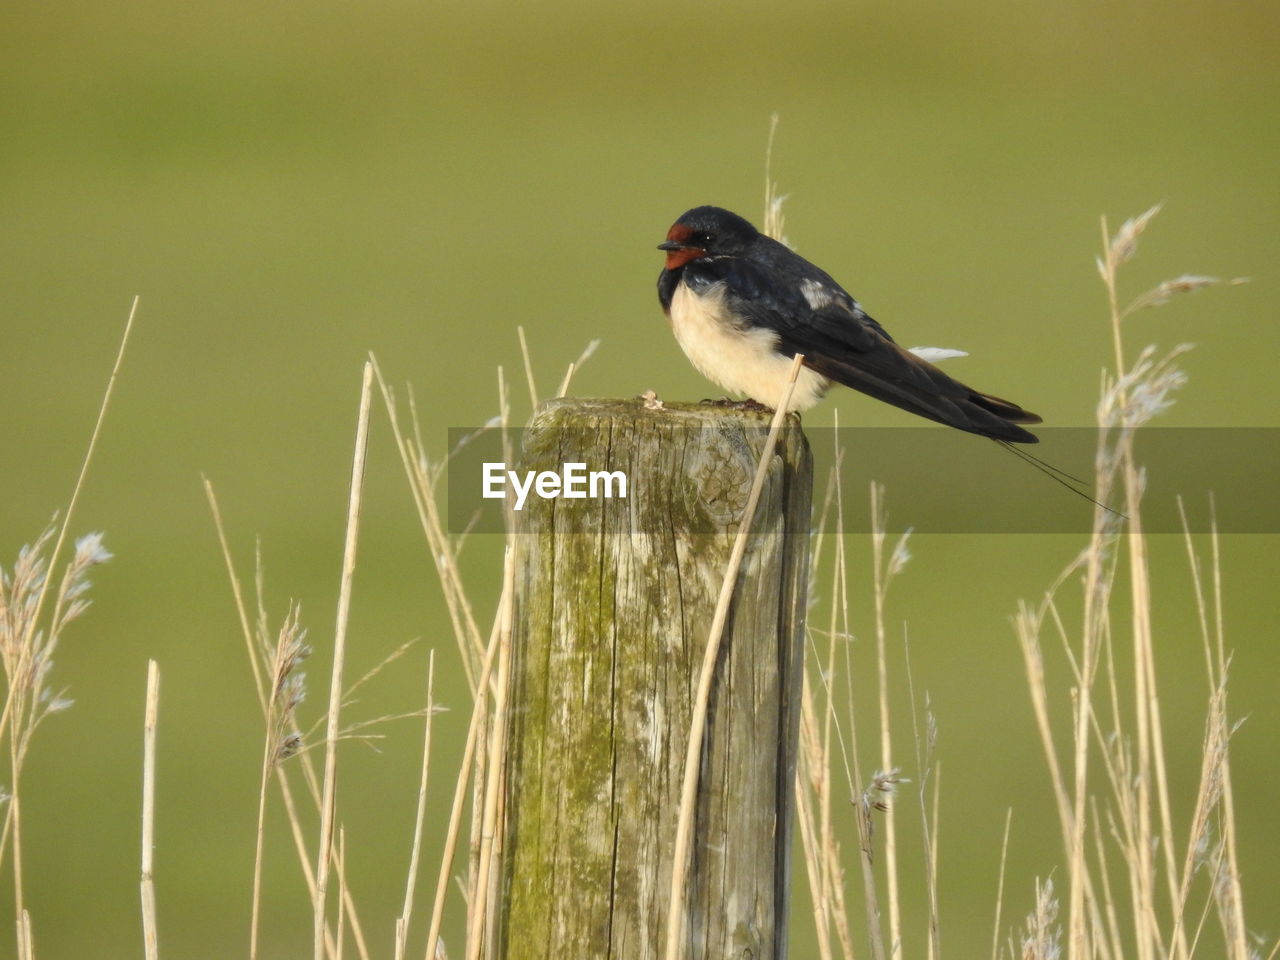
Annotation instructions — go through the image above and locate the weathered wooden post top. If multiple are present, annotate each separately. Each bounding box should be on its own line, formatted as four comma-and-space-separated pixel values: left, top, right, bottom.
492, 396, 813, 960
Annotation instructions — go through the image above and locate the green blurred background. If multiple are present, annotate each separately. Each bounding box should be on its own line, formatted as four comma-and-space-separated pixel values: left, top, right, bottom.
2, 0, 1277, 956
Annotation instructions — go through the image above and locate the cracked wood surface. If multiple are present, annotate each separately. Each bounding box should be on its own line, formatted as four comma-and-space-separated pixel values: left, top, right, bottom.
495, 398, 812, 960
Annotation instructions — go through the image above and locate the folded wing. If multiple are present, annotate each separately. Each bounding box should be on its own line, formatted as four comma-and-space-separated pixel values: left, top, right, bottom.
694, 254, 1042, 443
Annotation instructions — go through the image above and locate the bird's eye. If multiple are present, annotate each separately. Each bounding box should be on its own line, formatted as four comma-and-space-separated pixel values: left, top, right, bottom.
701, 234, 715, 245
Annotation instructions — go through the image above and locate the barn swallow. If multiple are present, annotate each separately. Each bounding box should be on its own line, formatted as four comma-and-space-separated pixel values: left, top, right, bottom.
657, 205, 1042, 443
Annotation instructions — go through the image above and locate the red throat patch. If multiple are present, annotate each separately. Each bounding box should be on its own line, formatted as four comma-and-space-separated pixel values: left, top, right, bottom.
663, 223, 705, 269
664, 246, 706, 270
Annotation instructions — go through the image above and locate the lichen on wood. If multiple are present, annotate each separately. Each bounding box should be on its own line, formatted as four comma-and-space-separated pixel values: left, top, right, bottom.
496, 398, 812, 960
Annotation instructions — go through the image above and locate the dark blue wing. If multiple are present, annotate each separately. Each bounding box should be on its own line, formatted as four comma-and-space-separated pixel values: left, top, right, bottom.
681, 245, 1041, 442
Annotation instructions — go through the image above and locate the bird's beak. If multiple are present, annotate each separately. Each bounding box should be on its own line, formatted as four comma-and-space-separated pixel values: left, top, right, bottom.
659, 234, 707, 270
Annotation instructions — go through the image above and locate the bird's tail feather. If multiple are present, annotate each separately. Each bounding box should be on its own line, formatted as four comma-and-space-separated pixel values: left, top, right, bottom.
804, 350, 1042, 443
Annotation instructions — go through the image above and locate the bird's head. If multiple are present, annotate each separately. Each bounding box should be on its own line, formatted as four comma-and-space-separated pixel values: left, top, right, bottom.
658, 206, 759, 270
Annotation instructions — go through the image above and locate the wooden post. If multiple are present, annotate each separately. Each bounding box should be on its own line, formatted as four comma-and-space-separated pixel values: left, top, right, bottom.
495, 398, 813, 960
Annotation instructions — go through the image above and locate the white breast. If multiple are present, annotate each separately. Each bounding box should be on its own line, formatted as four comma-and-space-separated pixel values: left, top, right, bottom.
668, 280, 829, 412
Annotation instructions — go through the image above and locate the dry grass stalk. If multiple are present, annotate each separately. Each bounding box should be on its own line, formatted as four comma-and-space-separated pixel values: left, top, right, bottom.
394, 651, 438, 960
516, 325, 538, 411
0, 296, 135, 960
0, 528, 113, 865
17, 912, 32, 960
764, 180, 917, 960
904, 641, 941, 960
798, 469, 925, 960
796, 416, 862, 960
661, 352, 807, 960
3, 296, 137, 725
335, 828, 349, 960
369, 334, 597, 959
417, 356, 524, 960
991, 809, 1014, 960
870, 483, 905, 955
313, 361, 375, 960
1010, 208, 1258, 960
423, 565, 509, 960
1020, 877, 1061, 960
371, 356, 487, 694
205, 482, 343, 960
250, 601, 310, 958
795, 689, 834, 960
763, 113, 789, 248
554, 339, 600, 398
786, 201, 1263, 960
366, 309, 593, 960
796, 441, 851, 959
140, 660, 160, 960
463, 549, 516, 960
208, 381, 408, 960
